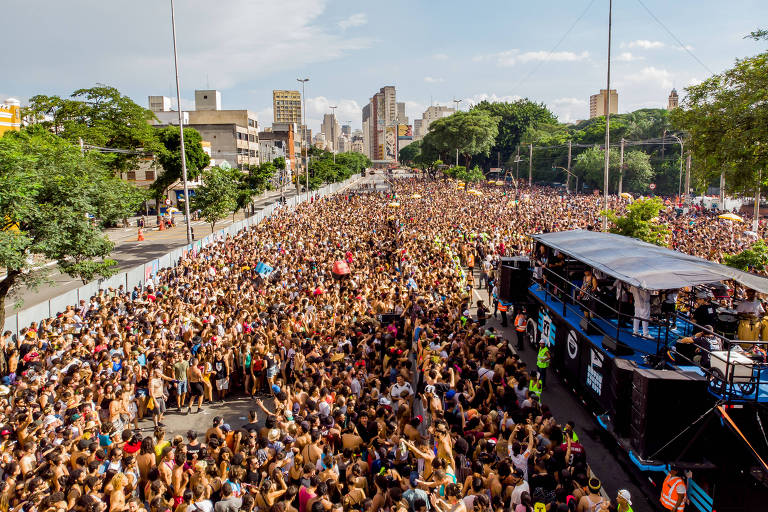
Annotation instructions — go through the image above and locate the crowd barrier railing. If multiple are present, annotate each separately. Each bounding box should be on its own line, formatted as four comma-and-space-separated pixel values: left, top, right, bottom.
2, 174, 361, 338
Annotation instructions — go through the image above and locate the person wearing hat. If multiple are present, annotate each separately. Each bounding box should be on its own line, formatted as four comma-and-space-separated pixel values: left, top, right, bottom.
536, 340, 551, 387
616, 489, 633, 512
577, 478, 605, 512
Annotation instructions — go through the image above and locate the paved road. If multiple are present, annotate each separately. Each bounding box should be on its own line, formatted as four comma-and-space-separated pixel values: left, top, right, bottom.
465, 281, 654, 510
5, 174, 389, 319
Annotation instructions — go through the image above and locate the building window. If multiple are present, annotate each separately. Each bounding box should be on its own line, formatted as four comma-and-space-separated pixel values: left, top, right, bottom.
250, 150, 255, 157
249, 134, 255, 142
127, 171, 136, 180
145, 170, 155, 180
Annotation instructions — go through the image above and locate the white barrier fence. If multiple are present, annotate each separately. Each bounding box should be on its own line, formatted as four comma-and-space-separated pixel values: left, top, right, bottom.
3, 176, 361, 337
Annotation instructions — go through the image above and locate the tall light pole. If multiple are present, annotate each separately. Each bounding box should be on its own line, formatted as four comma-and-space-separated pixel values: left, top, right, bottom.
602, 0, 613, 231
170, 0, 192, 244
329, 105, 337, 164
453, 98, 462, 112
297, 78, 309, 201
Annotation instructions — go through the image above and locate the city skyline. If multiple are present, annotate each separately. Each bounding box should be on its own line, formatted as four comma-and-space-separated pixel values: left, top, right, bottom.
2, 0, 767, 134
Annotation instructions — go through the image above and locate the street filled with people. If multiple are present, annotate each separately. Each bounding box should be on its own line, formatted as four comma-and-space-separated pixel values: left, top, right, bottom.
2, 175, 755, 512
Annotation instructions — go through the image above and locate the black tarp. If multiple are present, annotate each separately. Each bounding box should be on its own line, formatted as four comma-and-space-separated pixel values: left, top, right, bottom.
532, 230, 768, 293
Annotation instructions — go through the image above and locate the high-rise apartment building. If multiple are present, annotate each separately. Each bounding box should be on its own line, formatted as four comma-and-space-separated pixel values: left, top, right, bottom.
589, 89, 618, 119
668, 89, 679, 110
413, 105, 455, 140
273, 90, 302, 124
321, 113, 341, 152
362, 86, 399, 161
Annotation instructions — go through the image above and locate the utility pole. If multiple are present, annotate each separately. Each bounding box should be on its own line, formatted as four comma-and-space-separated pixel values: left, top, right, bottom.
685, 152, 691, 203
497, 151, 500, 169
170, 0, 192, 244
297, 78, 309, 201
719, 172, 726, 210
528, 143, 533, 188
618, 138, 624, 196
602, 0, 613, 231
567, 140, 572, 194
456, 148, 459, 167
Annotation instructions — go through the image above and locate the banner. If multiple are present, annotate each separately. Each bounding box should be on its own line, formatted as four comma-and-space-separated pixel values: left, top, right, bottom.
397, 124, 413, 140
385, 126, 397, 160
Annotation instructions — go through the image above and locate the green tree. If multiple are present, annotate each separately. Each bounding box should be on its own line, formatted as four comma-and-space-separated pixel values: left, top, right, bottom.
604, 197, 670, 246
671, 42, 768, 194
472, 99, 557, 168
723, 240, 768, 271
191, 166, 238, 232
23, 85, 161, 174
456, 165, 485, 183
421, 110, 499, 168
572, 147, 653, 192
0, 127, 145, 327
152, 126, 211, 208
399, 140, 422, 166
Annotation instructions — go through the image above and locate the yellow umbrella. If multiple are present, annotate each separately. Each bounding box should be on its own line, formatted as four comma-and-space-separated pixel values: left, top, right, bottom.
468, 189, 483, 196
388, 202, 401, 208
495, 180, 505, 186
620, 192, 632, 199
719, 213, 744, 222
411, 193, 422, 199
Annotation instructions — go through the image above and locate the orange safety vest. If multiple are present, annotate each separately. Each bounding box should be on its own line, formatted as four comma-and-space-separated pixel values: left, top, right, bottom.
660, 474, 686, 511
498, 304, 508, 312
514, 314, 526, 332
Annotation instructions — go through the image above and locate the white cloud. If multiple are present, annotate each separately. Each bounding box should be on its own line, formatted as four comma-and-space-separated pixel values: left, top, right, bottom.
623, 66, 674, 89
337, 13, 367, 30
462, 93, 522, 107
623, 40, 665, 49
615, 52, 643, 62
424, 76, 444, 83
1, 1, 371, 104
305, 96, 363, 132
476, 49, 589, 67
549, 98, 588, 123
433, 53, 449, 61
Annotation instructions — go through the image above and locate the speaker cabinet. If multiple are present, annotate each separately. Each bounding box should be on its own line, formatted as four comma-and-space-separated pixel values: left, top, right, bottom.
630, 369, 708, 459
608, 359, 636, 437
602, 335, 634, 356
498, 257, 531, 303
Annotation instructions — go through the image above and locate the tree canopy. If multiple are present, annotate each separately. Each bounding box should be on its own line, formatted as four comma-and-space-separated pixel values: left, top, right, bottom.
0, 127, 146, 326
671, 48, 768, 194
421, 110, 499, 168
572, 146, 653, 193
152, 126, 211, 204
24, 85, 161, 174
604, 197, 670, 246
191, 166, 239, 232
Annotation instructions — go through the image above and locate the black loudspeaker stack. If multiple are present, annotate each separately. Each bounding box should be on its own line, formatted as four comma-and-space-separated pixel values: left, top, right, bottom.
630, 369, 708, 460
608, 359, 636, 438
498, 257, 531, 303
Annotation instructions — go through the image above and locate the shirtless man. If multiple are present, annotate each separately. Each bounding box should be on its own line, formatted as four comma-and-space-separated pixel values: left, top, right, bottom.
187, 357, 205, 414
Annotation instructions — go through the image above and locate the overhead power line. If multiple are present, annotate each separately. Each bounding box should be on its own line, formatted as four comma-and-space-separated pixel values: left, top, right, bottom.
635, 0, 714, 75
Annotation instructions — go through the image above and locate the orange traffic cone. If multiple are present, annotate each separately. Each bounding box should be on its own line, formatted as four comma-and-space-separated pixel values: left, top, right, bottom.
137, 228, 145, 242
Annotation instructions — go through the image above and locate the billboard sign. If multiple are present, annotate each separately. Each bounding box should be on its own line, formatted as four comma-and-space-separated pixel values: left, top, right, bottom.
385, 126, 397, 160
397, 124, 413, 140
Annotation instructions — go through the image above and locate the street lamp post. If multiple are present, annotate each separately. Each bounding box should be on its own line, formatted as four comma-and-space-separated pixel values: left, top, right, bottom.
453, 98, 462, 112
602, 0, 613, 231
297, 78, 309, 201
329, 105, 337, 164
170, 0, 192, 244
553, 166, 578, 194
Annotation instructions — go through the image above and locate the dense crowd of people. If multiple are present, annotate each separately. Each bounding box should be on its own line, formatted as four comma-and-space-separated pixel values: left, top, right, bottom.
4, 176, 756, 512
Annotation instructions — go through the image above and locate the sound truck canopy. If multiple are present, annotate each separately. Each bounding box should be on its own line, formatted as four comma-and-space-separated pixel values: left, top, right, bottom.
532, 230, 768, 293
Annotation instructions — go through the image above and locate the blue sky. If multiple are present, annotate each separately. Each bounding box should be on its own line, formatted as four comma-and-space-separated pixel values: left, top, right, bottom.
3, 0, 767, 133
